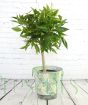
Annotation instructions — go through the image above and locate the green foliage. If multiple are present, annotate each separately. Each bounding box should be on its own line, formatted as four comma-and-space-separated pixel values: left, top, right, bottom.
12, 5, 68, 53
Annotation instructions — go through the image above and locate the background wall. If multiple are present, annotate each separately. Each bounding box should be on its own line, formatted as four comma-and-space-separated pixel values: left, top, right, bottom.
0, 0, 88, 79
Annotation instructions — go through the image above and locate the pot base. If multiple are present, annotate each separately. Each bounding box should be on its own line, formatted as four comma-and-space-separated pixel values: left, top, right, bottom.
37, 94, 57, 100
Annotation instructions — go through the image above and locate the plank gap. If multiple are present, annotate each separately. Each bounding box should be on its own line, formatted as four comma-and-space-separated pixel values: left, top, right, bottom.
61, 81, 77, 105
0, 80, 22, 101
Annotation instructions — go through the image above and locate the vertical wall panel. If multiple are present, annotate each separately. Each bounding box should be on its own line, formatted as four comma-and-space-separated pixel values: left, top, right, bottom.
0, 0, 88, 79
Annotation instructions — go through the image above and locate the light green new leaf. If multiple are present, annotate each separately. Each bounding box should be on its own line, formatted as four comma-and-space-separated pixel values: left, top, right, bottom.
12, 26, 21, 32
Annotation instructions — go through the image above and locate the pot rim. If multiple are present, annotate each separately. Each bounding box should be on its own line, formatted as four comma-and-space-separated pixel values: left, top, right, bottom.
32, 66, 63, 74
33, 65, 62, 70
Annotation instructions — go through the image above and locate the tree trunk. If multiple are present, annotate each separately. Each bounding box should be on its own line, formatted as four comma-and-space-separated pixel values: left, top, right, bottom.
41, 52, 46, 72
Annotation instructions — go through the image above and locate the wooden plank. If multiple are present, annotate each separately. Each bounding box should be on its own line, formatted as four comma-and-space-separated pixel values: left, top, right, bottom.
20, 79, 36, 105
0, 80, 34, 105
63, 80, 88, 105
22, 90, 37, 105
0, 79, 10, 87
22, 79, 46, 105
0, 80, 21, 101
48, 82, 74, 105
22, 92, 46, 105
23, 80, 74, 105
2, 80, 88, 105
37, 98, 46, 105
0, 80, 20, 99
74, 80, 88, 95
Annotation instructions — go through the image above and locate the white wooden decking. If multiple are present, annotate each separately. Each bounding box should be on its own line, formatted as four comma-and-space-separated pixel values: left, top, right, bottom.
0, 79, 88, 105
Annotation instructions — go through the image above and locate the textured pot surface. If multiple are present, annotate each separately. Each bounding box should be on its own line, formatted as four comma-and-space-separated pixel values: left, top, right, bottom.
32, 66, 63, 100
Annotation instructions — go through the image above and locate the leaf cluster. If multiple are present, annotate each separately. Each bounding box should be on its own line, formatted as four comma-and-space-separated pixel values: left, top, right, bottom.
12, 5, 68, 53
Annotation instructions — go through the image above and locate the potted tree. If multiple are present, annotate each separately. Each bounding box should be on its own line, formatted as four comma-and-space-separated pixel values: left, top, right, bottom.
12, 5, 68, 100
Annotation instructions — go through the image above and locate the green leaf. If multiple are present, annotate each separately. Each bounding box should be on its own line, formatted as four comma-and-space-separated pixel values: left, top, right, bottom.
62, 27, 69, 32
58, 27, 69, 32
51, 48, 57, 53
61, 37, 68, 48
12, 27, 21, 32
21, 40, 30, 50
12, 20, 18, 23
53, 9, 59, 16
34, 44, 40, 53
12, 16, 18, 19
12, 5, 68, 54
58, 15, 62, 20
20, 46, 26, 49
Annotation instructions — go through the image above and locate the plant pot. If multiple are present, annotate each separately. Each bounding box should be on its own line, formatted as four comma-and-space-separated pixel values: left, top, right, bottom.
32, 66, 63, 100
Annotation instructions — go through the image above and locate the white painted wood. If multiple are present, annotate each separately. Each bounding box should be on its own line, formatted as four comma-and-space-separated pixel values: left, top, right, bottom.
17, 80, 39, 105
1, 80, 88, 105
22, 91, 38, 105
0, 79, 9, 86
22, 81, 74, 105
0, 0, 88, 79
37, 98, 46, 105
63, 80, 88, 105
0, 80, 20, 99
49, 84, 74, 105
74, 80, 88, 94
0, 80, 34, 105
